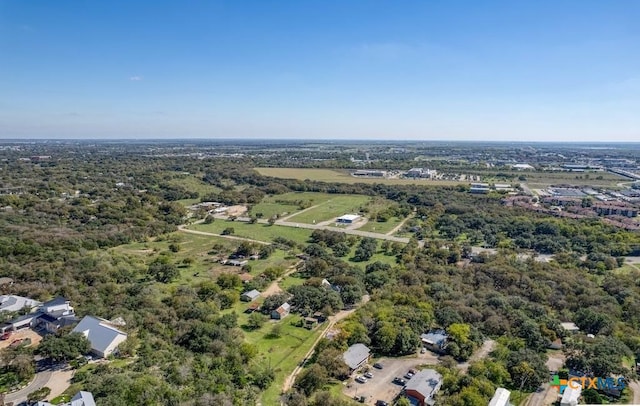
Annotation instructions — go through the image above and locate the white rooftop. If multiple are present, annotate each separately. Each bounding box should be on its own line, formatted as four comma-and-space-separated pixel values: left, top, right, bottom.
337, 214, 360, 221
561, 322, 580, 331
72, 315, 127, 357
561, 383, 581, 406
0, 295, 42, 312
489, 388, 511, 406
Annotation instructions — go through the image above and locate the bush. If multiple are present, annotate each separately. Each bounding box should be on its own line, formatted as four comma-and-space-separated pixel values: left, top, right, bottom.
27, 386, 51, 403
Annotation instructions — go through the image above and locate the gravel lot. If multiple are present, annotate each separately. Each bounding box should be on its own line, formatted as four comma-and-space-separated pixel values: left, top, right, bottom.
343, 354, 440, 405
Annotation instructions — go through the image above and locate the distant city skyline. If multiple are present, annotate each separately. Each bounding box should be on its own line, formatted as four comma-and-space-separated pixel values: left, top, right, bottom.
1, 1, 639, 141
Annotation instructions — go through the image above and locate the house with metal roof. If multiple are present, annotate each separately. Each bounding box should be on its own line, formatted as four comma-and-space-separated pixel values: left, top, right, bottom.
72, 315, 127, 358
342, 343, 370, 371
37, 390, 96, 406
271, 302, 291, 320
404, 369, 442, 406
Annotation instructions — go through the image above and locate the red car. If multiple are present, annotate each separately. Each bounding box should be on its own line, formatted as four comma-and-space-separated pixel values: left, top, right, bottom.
0, 331, 12, 340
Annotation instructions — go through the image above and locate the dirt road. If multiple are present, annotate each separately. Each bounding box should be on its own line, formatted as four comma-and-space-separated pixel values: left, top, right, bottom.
281, 295, 370, 394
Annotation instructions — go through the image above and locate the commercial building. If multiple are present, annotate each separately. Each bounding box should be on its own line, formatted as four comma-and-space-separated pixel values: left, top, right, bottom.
404, 369, 443, 406
336, 214, 361, 224
342, 343, 370, 371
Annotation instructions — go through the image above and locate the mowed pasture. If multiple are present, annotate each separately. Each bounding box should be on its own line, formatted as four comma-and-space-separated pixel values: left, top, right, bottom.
286, 195, 371, 224
248, 191, 338, 219
356, 216, 404, 234
189, 220, 314, 243
255, 167, 465, 186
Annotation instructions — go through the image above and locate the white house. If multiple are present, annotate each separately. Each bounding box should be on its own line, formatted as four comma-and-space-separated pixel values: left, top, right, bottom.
0, 295, 42, 313
72, 316, 127, 358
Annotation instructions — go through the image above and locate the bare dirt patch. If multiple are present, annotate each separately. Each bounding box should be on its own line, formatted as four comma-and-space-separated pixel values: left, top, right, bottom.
0, 328, 43, 350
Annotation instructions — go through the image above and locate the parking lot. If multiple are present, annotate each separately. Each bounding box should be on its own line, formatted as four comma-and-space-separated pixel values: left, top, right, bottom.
343, 353, 440, 405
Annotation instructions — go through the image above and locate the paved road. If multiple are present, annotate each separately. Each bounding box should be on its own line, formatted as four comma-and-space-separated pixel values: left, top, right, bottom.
4, 369, 52, 404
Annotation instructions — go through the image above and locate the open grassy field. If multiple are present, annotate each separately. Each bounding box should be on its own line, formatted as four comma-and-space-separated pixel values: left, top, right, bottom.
255, 168, 465, 186
356, 217, 404, 234
249, 191, 352, 220
287, 195, 372, 224
111, 232, 298, 287
111, 233, 237, 285
218, 278, 321, 405
474, 170, 628, 189
189, 221, 314, 243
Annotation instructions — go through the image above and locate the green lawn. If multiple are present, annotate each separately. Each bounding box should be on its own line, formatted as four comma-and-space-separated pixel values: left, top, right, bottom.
287, 195, 372, 224
189, 221, 314, 243
357, 217, 404, 234
249, 202, 300, 219
219, 299, 323, 405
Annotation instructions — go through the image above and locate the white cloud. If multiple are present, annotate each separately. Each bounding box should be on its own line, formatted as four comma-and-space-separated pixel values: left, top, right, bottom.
129, 76, 143, 81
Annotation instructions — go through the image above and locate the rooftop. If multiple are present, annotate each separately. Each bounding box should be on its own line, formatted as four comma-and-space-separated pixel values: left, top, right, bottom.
405, 369, 442, 400
489, 388, 511, 406
342, 343, 370, 370
0, 295, 42, 313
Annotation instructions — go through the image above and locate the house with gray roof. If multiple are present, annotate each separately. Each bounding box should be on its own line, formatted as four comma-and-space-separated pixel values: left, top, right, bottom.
404, 369, 442, 406
0, 295, 41, 313
241, 289, 261, 302
37, 390, 96, 406
72, 315, 127, 358
342, 343, 370, 371
421, 329, 448, 353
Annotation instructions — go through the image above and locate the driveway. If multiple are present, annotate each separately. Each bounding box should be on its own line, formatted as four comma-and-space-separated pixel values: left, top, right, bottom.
3, 361, 73, 405
4, 369, 52, 405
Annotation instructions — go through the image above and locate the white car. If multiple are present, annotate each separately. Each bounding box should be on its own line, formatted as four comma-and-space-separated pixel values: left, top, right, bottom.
355, 376, 368, 384
364, 372, 374, 379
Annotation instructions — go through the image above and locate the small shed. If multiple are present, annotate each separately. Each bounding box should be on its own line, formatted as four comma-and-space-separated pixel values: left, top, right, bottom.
241, 289, 261, 302
271, 302, 291, 320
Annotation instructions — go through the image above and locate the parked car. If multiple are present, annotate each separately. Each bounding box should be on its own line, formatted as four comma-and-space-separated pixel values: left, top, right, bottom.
373, 362, 383, 369
375, 401, 389, 406
408, 368, 417, 374
0, 331, 12, 340
364, 371, 374, 379
420, 347, 426, 354
355, 395, 366, 403
355, 376, 368, 384
393, 377, 406, 385
404, 373, 414, 380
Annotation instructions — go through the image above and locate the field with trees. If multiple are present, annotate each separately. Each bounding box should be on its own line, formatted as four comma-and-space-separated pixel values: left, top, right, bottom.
1, 142, 640, 405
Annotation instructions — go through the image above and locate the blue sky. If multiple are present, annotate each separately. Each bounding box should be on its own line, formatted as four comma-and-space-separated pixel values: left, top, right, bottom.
1, 1, 639, 141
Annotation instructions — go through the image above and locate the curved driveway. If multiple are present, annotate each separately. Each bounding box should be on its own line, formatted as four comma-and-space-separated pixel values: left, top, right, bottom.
4, 369, 52, 404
